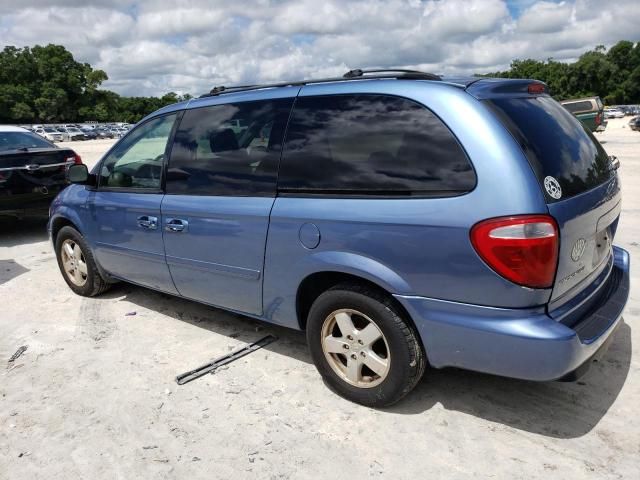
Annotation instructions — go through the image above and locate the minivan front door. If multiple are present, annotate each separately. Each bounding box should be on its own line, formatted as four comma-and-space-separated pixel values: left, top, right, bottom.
161, 96, 295, 315
89, 113, 179, 294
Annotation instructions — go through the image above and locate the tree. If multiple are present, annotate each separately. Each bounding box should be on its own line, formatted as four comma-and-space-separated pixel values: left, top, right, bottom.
484, 40, 640, 104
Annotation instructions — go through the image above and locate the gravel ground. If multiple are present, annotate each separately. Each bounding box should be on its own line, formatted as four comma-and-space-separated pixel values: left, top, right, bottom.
1, 118, 639, 479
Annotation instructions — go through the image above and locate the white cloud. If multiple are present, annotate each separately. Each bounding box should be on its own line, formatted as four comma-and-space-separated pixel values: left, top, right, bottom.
518, 1, 573, 33
0, 0, 638, 96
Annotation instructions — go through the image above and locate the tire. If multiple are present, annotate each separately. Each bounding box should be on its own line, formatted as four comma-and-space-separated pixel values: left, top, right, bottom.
55, 226, 111, 297
306, 283, 426, 407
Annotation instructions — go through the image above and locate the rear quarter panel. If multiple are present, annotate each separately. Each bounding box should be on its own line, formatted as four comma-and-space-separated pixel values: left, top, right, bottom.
576, 112, 598, 132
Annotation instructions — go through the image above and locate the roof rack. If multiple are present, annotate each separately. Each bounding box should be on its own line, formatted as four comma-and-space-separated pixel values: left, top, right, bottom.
343, 68, 441, 80
201, 68, 441, 98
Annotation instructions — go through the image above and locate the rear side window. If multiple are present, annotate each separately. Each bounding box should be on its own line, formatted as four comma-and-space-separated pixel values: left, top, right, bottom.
278, 94, 475, 195
486, 96, 613, 201
167, 98, 293, 196
563, 100, 593, 114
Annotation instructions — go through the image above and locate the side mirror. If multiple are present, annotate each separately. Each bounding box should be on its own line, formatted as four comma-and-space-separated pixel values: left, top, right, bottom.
67, 164, 89, 184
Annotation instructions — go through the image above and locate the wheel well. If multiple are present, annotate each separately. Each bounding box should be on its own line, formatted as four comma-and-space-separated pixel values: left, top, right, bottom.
296, 271, 417, 335
51, 217, 79, 243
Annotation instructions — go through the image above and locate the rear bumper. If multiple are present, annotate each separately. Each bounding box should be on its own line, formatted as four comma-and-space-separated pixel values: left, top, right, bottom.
396, 246, 630, 381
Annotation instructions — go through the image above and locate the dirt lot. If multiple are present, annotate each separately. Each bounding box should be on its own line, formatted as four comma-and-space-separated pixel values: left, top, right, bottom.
1, 119, 639, 479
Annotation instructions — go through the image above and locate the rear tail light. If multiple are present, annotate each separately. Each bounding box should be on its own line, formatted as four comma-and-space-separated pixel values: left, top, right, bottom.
595, 112, 601, 126
470, 215, 559, 289
66, 153, 83, 165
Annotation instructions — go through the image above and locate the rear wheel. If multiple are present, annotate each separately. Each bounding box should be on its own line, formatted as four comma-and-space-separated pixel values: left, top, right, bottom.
55, 226, 111, 297
306, 284, 426, 407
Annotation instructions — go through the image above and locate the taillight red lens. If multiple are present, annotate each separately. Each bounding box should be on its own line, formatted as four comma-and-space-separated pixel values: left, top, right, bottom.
470, 215, 559, 289
595, 112, 601, 126
66, 153, 83, 165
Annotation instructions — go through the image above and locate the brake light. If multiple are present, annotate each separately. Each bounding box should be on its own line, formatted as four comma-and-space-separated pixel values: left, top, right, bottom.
66, 153, 83, 165
470, 215, 559, 289
528, 83, 546, 94
595, 112, 601, 126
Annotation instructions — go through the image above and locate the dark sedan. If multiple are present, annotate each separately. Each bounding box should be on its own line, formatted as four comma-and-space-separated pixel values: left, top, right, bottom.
1, 126, 81, 218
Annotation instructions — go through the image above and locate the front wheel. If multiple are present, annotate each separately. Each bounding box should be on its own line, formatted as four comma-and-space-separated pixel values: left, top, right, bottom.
55, 226, 111, 297
306, 284, 426, 407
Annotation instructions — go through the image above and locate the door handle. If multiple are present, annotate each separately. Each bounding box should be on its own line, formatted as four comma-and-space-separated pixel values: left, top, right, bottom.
165, 218, 188, 233
137, 215, 158, 230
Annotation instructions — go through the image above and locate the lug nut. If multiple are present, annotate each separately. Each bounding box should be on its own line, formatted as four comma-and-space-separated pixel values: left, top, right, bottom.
343, 344, 349, 350
350, 353, 357, 360
358, 339, 364, 345
360, 351, 366, 357
346, 335, 353, 341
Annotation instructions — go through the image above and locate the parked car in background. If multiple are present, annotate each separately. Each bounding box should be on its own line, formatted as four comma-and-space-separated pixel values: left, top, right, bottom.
560, 97, 605, 132
629, 116, 640, 131
50, 71, 630, 407
108, 128, 125, 138
80, 127, 98, 140
57, 127, 89, 141
94, 127, 114, 139
34, 127, 64, 142
1, 125, 82, 218
604, 108, 625, 119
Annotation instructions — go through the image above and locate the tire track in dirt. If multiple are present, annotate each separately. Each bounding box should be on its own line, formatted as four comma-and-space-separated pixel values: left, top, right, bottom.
77, 297, 116, 344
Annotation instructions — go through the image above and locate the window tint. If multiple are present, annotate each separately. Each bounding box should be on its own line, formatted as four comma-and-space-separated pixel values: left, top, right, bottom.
167, 98, 294, 196
278, 94, 475, 195
0, 131, 52, 151
99, 114, 177, 189
486, 96, 613, 201
563, 100, 593, 113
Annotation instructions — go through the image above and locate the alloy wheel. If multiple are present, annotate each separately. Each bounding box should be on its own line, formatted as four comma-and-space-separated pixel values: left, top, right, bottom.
320, 308, 391, 388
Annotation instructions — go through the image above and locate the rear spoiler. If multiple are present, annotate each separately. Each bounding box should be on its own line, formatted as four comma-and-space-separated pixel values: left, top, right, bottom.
466, 78, 549, 100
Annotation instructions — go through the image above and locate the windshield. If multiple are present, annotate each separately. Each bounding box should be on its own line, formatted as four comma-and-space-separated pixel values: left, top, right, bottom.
44, 128, 57, 133
0, 131, 53, 151
485, 96, 613, 201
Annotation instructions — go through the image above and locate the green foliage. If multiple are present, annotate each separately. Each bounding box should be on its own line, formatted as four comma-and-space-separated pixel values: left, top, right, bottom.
487, 41, 640, 104
0, 44, 192, 123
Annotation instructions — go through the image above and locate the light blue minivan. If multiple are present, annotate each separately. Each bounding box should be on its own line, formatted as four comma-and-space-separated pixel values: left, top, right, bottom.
50, 70, 630, 406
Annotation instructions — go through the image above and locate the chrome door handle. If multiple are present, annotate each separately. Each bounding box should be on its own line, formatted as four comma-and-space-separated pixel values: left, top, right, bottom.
137, 215, 158, 230
165, 218, 188, 233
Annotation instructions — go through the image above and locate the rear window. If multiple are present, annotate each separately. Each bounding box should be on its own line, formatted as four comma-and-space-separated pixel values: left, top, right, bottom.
563, 100, 593, 114
486, 96, 613, 201
278, 94, 475, 196
0, 131, 53, 151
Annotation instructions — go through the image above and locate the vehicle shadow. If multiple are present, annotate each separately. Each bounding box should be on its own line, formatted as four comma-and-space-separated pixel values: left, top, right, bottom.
388, 321, 632, 439
110, 283, 631, 439
103, 284, 312, 366
0, 216, 49, 248
0, 259, 30, 285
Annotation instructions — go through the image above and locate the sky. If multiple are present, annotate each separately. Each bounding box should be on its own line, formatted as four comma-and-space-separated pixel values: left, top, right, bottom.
0, 0, 639, 97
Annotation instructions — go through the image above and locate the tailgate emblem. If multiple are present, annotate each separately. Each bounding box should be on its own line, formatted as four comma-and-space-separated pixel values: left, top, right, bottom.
544, 176, 562, 199
571, 238, 587, 262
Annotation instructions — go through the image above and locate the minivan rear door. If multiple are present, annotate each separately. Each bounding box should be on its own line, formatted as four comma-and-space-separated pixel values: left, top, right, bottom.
485, 94, 620, 308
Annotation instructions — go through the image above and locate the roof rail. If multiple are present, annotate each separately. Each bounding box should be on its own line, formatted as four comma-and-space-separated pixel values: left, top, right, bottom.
201, 68, 442, 98
343, 69, 441, 81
